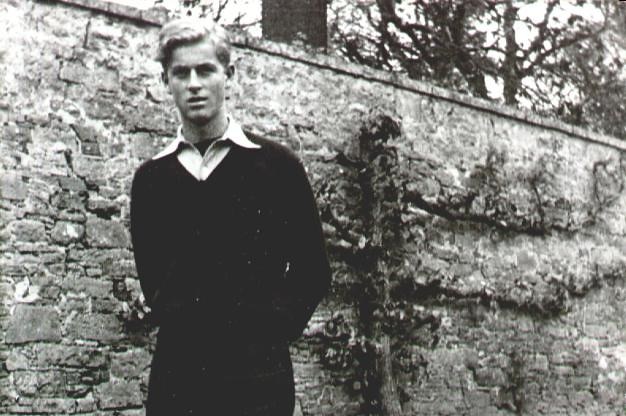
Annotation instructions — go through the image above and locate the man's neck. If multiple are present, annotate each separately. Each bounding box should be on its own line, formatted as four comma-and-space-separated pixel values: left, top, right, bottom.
181, 114, 228, 144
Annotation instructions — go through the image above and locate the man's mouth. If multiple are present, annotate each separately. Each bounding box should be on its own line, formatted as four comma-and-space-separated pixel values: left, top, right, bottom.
188, 97, 207, 104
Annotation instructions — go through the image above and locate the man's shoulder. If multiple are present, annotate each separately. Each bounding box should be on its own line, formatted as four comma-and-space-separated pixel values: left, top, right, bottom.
244, 131, 302, 167
132, 154, 172, 186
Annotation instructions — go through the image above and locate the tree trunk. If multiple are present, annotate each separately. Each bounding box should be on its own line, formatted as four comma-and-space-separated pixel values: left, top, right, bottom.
357, 113, 405, 416
379, 335, 404, 416
502, 0, 520, 105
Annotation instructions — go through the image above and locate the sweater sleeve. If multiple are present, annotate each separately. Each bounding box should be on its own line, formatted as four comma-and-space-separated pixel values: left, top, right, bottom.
269, 156, 332, 341
130, 165, 167, 321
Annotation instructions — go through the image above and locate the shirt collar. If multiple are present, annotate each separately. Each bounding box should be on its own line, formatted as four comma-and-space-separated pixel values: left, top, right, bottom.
152, 118, 260, 160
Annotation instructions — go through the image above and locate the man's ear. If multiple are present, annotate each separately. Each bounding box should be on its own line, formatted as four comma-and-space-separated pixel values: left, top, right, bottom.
225, 65, 235, 80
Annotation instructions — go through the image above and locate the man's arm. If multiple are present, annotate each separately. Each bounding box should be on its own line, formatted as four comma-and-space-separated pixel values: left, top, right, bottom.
271, 156, 332, 341
130, 165, 166, 319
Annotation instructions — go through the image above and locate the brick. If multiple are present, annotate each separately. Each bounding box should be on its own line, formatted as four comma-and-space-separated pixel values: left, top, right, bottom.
5, 305, 61, 344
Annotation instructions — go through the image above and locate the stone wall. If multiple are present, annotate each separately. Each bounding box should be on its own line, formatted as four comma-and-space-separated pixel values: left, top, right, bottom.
1, 1, 625, 415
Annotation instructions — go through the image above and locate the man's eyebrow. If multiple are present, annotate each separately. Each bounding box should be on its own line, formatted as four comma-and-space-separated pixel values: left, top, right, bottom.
171, 64, 191, 71
171, 63, 217, 71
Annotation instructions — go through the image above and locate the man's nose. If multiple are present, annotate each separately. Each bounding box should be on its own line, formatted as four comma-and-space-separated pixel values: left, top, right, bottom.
188, 69, 201, 91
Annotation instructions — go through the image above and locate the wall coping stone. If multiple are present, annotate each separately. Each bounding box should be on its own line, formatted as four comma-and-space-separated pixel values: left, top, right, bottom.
45, 0, 626, 152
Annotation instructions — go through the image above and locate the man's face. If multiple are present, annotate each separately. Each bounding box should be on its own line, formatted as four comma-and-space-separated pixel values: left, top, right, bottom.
165, 38, 232, 126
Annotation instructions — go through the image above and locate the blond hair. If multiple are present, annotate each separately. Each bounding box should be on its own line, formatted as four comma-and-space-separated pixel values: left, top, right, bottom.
156, 17, 232, 71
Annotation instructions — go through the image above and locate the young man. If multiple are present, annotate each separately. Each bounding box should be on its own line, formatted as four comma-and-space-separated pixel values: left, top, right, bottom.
130, 17, 331, 416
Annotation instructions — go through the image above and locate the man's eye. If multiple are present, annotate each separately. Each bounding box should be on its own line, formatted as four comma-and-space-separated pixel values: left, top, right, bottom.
172, 69, 189, 78
197, 66, 214, 75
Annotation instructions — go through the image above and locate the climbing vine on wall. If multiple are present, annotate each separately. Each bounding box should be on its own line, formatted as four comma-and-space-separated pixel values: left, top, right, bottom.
313, 110, 626, 415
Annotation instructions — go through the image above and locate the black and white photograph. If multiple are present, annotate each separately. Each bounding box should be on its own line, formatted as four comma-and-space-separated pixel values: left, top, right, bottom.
1, 0, 626, 415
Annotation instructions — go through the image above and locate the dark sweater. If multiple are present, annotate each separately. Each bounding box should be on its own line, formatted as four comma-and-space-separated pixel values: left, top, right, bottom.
130, 132, 331, 415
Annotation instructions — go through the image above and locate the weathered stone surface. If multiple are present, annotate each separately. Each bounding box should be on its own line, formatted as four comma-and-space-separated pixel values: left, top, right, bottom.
85, 217, 130, 248
62, 277, 112, 299
131, 132, 161, 160
75, 393, 97, 412
95, 379, 143, 410
6, 345, 107, 370
57, 176, 87, 192
59, 61, 89, 84
8, 219, 47, 242
13, 370, 66, 396
65, 313, 123, 343
31, 397, 77, 414
0, 172, 28, 200
87, 194, 121, 218
50, 221, 85, 244
5, 305, 61, 344
110, 349, 151, 379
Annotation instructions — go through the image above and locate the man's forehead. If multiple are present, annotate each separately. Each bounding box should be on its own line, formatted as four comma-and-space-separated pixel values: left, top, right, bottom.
169, 39, 221, 66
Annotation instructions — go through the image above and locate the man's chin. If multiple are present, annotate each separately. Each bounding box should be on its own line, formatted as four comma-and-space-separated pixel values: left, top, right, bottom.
185, 113, 213, 126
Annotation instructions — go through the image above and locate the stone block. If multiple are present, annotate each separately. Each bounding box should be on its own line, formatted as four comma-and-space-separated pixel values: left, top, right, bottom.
8, 219, 47, 242
59, 61, 89, 84
474, 368, 508, 387
87, 194, 121, 218
51, 190, 86, 211
95, 379, 143, 410
62, 277, 112, 299
467, 390, 491, 408
528, 354, 549, 372
5, 348, 30, 371
584, 324, 611, 339
51, 221, 85, 244
66, 313, 123, 343
110, 349, 152, 379
31, 397, 76, 414
5, 305, 61, 344
13, 370, 66, 396
57, 176, 88, 192
6, 345, 107, 370
552, 365, 575, 377
131, 132, 161, 160
96, 67, 120, 92
72, 156, 107, 187
75, 393, 97, 412
0, 173, 27, 200
65, 368, 108, 396
86, 217, 130, 248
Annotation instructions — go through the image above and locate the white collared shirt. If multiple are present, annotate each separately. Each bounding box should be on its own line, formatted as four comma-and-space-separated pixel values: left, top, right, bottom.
153, 118, 261, 181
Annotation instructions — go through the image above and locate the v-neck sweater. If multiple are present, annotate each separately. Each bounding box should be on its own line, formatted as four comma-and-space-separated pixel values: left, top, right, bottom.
130, 132, 332, 343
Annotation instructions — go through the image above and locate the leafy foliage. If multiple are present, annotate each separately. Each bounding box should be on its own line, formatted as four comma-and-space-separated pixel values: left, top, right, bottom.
328, 0, 626, 139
